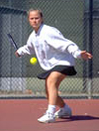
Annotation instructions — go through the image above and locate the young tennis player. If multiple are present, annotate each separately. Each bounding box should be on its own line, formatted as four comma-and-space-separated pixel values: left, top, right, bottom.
15, 9, 92, 123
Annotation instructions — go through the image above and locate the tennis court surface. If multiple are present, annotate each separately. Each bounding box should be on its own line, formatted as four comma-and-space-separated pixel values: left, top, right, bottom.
0, 99, 99, 131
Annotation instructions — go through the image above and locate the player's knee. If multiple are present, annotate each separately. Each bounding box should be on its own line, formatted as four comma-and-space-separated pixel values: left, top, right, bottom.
47, 77, 59, 87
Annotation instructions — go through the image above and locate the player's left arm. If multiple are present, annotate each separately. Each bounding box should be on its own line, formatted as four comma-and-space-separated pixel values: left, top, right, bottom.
67, 45, 92, 60
45, 27, 92, 60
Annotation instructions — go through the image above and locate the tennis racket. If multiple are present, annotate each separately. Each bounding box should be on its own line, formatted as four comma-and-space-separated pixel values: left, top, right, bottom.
7, 33, 18, 50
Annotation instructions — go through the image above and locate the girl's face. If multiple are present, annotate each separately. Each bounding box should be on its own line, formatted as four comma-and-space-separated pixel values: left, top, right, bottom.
28, 10, 43, 32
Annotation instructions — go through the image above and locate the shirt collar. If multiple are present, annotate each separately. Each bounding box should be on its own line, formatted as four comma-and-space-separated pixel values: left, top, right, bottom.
34, 23, 44, 36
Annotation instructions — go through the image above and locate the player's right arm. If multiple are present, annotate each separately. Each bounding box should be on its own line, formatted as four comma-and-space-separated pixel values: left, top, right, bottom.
15, 35, 35, 57
15, 44, 34, 57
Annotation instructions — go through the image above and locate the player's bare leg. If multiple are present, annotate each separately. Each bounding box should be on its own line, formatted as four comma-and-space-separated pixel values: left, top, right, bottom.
38, 72, 66, 123
45, 72, 72, 118
45, 71, 66, 106
38, 72, 72, 123
45, 81, 65, 108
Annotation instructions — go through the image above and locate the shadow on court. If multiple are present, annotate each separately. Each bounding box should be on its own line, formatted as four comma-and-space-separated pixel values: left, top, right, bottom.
55, 115, 99, 123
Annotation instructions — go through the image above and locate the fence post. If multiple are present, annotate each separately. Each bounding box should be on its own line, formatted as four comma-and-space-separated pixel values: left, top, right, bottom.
88, 0, 93, 99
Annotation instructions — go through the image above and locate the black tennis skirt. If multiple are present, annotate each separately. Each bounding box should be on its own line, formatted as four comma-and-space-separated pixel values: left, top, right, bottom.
37, 65, 77, 79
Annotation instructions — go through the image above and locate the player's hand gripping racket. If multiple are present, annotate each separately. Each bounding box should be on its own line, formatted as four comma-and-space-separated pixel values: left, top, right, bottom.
7, 34, 18, 51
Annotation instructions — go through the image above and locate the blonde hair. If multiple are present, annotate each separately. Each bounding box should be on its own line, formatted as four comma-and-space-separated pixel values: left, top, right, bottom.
27, 9, 43, 18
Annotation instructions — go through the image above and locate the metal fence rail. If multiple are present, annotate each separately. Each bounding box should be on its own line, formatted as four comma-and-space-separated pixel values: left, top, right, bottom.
0, 0, 99, 99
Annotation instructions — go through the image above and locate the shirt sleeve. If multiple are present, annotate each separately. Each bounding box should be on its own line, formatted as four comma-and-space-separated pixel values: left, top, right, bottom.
46, 27, 81, 58
67, 44, 81, 58
17, 36, 35, 56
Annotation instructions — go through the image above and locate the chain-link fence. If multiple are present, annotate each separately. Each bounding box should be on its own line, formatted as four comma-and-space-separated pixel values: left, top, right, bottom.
0, 0, 98, 99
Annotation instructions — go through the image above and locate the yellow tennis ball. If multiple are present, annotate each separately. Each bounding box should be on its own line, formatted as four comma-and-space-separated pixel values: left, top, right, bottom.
30, 57, 37, 65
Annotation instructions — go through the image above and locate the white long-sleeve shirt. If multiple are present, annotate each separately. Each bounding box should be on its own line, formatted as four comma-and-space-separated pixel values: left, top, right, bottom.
17, 24, 81, 70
